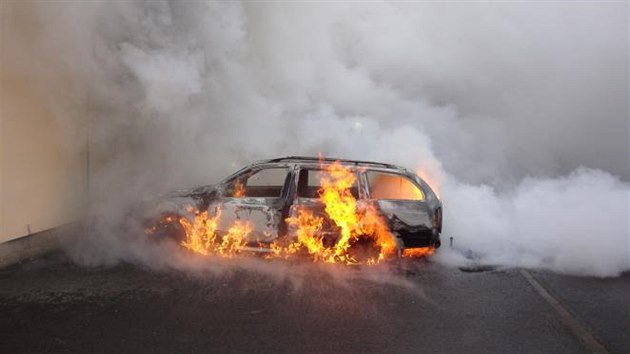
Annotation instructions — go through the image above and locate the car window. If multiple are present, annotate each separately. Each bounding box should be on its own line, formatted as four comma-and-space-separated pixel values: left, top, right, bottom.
366, 171, 424, 201
229, 167, 288, 198
297, 168, 359, 198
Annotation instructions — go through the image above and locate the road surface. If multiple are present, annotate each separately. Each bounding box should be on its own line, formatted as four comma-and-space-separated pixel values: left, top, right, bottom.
1, 253, 628, 353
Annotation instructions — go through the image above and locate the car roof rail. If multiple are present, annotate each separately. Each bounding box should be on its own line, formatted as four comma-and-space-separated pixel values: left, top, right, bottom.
264, 156, 401, 170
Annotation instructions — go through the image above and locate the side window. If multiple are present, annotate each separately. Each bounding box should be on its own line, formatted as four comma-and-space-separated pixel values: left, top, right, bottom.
367, 171, 424, 201
297, 168, 359, 198
229, 168, 288, 198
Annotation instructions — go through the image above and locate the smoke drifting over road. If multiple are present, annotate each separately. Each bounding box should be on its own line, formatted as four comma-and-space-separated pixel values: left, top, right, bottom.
2, 1, 628, 276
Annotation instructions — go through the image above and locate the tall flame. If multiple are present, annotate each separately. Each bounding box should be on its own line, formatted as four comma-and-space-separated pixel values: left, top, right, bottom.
233, 179, 246, 197
319, 162, 362, 260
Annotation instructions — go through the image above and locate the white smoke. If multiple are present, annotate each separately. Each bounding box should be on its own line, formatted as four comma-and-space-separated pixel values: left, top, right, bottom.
441, 168, 629, 277
2, 1, 628, 276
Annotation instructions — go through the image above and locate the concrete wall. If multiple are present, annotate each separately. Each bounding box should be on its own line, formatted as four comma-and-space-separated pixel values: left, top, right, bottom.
0, 65, 86, 244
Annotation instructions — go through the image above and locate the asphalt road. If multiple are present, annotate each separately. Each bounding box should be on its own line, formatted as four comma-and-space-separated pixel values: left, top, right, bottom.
1, 253, 628, 354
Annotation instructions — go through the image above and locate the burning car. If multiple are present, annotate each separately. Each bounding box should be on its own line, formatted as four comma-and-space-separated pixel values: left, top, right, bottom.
145, 156, 442, 264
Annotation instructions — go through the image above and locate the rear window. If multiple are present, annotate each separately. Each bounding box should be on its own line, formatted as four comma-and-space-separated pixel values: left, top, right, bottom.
297, 169, 359, 198
229, 168, 288, 198
366, 171, 424, 201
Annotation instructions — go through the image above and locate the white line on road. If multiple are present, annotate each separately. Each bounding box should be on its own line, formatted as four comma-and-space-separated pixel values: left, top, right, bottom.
520, 270, 609, 354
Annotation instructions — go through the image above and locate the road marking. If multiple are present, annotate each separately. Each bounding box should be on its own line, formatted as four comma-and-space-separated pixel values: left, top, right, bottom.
520, 270, 609, 354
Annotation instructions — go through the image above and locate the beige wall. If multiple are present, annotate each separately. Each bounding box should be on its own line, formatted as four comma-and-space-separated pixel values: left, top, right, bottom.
0, 71, 86, 243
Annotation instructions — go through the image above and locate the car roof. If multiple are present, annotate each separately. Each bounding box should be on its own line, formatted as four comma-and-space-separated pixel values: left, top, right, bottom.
250, 156, 409, 173
218, 156, 438, 199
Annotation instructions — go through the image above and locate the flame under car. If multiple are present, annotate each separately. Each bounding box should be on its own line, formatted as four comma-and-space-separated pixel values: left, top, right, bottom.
146, 157, 442, 264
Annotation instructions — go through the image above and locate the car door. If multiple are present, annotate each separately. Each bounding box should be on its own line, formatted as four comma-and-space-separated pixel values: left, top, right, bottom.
288, 165, 362, 246
362, 170, 435, 247
215, 166, 292, 245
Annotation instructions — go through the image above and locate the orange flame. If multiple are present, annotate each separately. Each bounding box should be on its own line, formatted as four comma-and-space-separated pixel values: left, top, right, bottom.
233, 179, 246, 197
370, 173, 425, 200
179, 208, 253, 256
402, 247, 435, 258
284, 209, 326, 258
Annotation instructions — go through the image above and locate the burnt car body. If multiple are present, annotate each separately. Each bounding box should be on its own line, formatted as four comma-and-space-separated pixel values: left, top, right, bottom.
149, 156, 442, 254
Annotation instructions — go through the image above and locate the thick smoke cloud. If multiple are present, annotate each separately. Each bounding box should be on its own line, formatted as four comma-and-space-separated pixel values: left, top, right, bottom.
441, 168, 629, 277
2, 1, 628, 276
